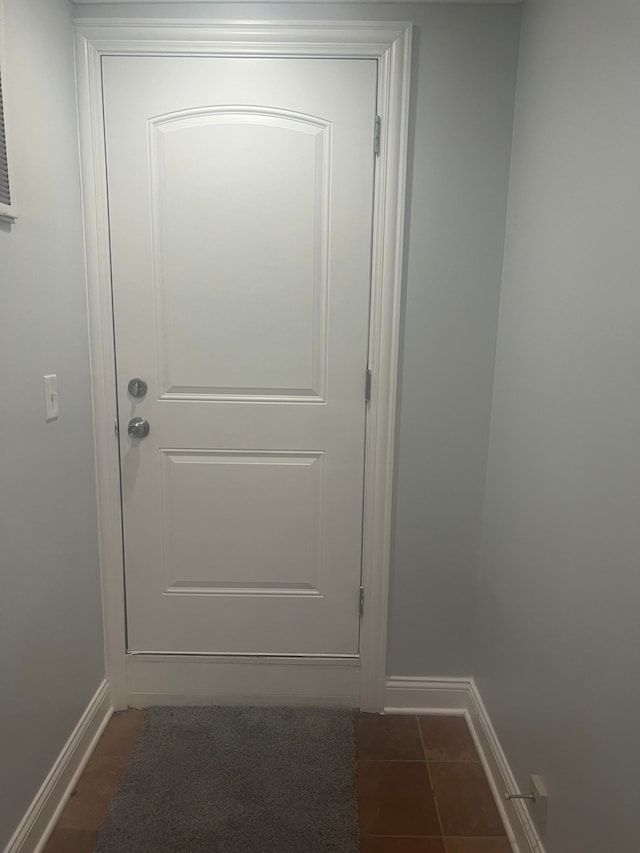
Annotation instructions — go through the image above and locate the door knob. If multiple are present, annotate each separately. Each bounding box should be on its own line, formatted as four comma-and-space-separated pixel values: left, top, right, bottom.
128, 377, 148, 398
128, 417, 150, 439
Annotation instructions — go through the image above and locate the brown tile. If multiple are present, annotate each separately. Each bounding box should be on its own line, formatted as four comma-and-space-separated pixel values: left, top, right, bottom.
418, 716, 479, 762
361, 838, 446, 853
430, 763, 506, 837
357, 761, 441, 837
356, 713, 424, 761
56, 710, 144, 832
91, 708, 144, 759
56, 755, 126, 830
445, 839, 513, 853
42, 827, 99, 853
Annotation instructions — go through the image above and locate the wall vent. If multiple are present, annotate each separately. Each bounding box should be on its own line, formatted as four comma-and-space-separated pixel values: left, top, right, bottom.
0, 12, 16, 222
0, 70, 11, 203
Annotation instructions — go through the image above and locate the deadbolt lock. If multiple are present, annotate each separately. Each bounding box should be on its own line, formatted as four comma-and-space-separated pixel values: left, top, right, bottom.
128, 377, 148, 398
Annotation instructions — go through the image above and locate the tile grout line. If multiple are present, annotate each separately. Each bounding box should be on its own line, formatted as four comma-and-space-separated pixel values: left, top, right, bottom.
360, 835, 452, 839
356, 759, 432, 763
416, 714, 448, 853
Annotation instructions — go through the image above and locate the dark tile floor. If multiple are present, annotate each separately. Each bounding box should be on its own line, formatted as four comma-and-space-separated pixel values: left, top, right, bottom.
355, 714, 510, 853
42, 710, 144, 853
43, 710, 510, 853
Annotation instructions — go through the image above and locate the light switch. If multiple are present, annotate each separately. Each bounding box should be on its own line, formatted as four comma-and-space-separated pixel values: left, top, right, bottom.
44, 374, 58, 421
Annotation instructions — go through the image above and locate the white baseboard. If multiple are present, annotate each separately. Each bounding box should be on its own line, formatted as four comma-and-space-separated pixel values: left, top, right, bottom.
384, 676, 546, 853
4, 680, 113, 853
126, 654, 360, 708
385, 676, 471, 714
466, 680, 546, 853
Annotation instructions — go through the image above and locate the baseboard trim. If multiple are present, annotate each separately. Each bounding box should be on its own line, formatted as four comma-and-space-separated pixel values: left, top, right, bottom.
384, 676, 546, 853
4, 680, 113, 853
385, 676, 471, 714
126, 654, 360, 708
466, 680, 545, 853
128, 691, 359, 708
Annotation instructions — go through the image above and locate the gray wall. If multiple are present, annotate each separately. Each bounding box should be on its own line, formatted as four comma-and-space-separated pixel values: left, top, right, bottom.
0, 0, 522, 840
75, 1, 521, 677
475, 0, 640, 851
0, 0, 104, 847
386, 3, 520, 675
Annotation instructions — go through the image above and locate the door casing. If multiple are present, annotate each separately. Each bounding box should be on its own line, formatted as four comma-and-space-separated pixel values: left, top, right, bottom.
74, 17, 412, 712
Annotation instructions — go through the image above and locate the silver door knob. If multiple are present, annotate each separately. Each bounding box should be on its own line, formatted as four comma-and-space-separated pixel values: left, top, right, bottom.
128, 417, 150, 439
128, 377, 148, 398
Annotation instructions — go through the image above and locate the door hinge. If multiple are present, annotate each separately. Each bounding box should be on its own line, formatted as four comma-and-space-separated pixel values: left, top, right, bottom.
374, 115, 381, 156
365, 368, 372, 403
114, 418, 119, 438
359, 585, 365, 616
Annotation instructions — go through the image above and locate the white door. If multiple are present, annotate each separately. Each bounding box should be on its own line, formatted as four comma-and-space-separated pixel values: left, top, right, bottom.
103, 56, 377, 656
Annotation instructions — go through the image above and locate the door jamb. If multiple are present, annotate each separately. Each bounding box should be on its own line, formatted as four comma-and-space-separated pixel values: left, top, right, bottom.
74, 17, 412, 712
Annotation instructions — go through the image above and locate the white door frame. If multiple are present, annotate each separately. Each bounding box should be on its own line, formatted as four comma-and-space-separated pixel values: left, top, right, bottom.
74, 17, 411, 712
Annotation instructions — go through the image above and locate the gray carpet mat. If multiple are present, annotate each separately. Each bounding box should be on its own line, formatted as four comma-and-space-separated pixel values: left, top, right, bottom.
95, 706, 359, 853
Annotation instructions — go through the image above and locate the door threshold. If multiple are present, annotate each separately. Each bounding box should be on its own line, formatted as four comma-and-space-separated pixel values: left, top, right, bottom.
127, 651, 360, 665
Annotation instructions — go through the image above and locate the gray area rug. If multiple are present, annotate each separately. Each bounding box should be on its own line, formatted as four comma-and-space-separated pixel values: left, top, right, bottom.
96, 706, 359, 853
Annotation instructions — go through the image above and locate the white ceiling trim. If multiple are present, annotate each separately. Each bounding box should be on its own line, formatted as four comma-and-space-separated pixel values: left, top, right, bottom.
72, 1, 523, 5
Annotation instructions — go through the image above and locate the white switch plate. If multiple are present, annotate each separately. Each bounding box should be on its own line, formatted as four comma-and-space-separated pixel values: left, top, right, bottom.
44, 374, 58, 421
